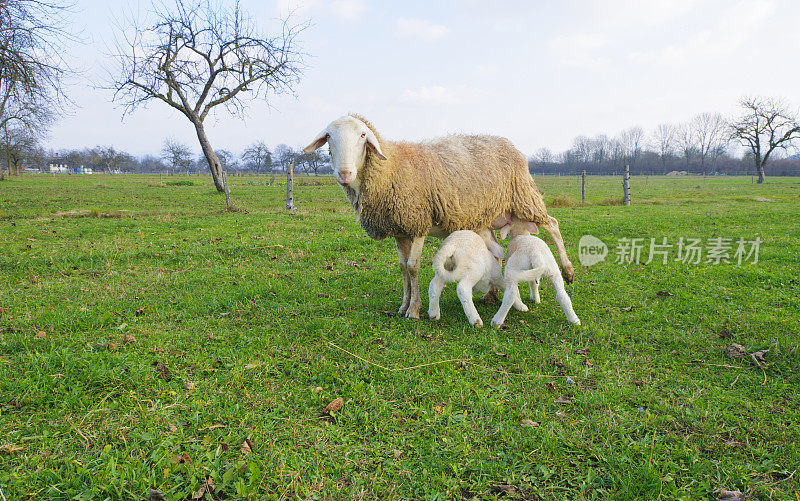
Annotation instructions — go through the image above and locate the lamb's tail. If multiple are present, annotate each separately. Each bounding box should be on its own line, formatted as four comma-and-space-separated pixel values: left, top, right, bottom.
511, 265, 546, 283
432, 245, 465, 283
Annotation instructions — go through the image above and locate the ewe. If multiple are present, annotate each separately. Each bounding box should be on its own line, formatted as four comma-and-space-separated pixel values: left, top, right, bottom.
427, 230, 520, 327
491, 218, 581, 327
304, 114, 574, 319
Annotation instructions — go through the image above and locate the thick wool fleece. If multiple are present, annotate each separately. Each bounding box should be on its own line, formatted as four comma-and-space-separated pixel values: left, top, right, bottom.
341, 114, 550, 240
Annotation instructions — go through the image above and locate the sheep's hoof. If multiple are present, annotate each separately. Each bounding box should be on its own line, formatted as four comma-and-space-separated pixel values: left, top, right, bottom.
405, 307, 421, 319
514, 302, 528, 312
398, 303, 409, 316
428, 310, 440, 320
562, 265, 575, 284
490, 319, 503, 329
472, 318, 483, 328
570, 317, 581, 326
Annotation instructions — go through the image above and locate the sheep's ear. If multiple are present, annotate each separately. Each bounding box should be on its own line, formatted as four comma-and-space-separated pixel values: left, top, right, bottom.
486, 241, 504, 260
303, 130, 328, 153
526, 221, 539, 234
499, 224, 511, 240
365, 129, 386, 160
490, 212, 511, 230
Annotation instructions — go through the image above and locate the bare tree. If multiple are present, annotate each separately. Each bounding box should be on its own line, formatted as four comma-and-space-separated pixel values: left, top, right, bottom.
729, 96, 800, 183
676, 123, 695, 170
241, 141, 271, 173
90, 146, 130, 174
0, 0, 71, 135
618, 126, 644, 167
531, 147, 554, 165
161, 138, 193, 174
691, 112, 727, 173
110, 0, 306, 192
1, 125, 39, 176
651, 123, 676, 172
273, 143, 294, 171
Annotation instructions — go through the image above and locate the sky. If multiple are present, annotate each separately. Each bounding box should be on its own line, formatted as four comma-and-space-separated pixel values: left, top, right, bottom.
50, 0, 800, 157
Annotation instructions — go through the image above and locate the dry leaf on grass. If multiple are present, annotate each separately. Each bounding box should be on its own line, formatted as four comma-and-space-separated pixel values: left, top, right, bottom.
34, 331, 46, 339
750, 349, 769, 363
154, 362, 172, 381
656, 291, 674, 297
621, 306, 634, 312
575, 347, 590, 355
716, 489, 746, 501
521, 419, 539, 427
554, 396, 573, 405
123, 334, 136, 344
240, 438, 254, 455
392, 449, 403, 459
168, 423, 178, 433
148, 488, 166, 501
725, 343, 748, 359
323, 397, 344, 415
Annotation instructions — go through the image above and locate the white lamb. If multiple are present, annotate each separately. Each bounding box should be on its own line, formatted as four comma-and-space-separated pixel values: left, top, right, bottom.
491, 219, 581, 328
428, 229, 524, 327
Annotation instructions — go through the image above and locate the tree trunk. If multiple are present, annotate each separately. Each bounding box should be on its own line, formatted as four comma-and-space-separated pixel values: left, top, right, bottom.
757, 164, 765, 184
193, 120, 225, 192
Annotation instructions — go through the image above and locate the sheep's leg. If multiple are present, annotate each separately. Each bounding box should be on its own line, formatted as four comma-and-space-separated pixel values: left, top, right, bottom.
529, 279, 541, 304
491, 277, 520, 328
548, 274, 581, 325
395, 237, 412, 316
456, 280, 482, 327
427, 275, 445, 320
404, 236, 426, 319
541, 216, 575, 284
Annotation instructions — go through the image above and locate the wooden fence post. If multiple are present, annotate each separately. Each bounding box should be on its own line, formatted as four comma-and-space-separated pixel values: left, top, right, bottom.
286, 163, 294, 211
581, 170, 586, 203
623, 165, 630, 206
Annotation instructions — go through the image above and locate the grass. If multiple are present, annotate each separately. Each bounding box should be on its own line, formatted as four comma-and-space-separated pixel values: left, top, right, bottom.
0, 173, 799, 500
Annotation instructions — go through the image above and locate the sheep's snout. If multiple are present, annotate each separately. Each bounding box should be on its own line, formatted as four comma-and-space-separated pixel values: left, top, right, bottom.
336, 170, 355, 185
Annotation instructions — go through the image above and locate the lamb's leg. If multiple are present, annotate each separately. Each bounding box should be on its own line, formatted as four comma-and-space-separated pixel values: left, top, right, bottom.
427, 275, 445, 320
482, 230, 502, 304
548, 274, 581, 325
395, 237, 412, 316
529, 278, 541, 304
541, 215, 575, 284
404, 236, 426, 319
491, 277, 520, 328
456, 280, 482, 327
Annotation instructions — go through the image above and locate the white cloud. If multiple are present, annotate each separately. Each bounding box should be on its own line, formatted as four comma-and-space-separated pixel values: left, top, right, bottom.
547, 33, 611, 69
399, 85, 483, 107
395, 18, 449, 42
273, 0, 365, 21
628, 0, 775, 67
329, 0, 366, 21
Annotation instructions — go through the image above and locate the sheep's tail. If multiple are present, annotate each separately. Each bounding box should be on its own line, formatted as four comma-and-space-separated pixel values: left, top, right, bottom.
432, 245, 464, 283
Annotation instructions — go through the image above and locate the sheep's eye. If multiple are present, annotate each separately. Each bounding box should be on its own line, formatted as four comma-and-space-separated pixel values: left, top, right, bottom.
360, 132, 366, 138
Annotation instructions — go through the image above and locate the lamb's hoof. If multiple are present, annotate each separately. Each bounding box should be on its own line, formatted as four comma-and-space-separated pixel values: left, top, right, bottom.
490, 319, 502, 329
531, 296, 541, 304
482, 289, 500, 305
398, 304, 409, 316
570, 317, 581, 326
428, 310, 440, 320
472, 318, 484, 328
514, 302, 529, 312
562, 266, 575, 284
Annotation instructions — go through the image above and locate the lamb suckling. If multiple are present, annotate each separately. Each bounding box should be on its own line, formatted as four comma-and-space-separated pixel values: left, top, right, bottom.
427, 229, 524, 327
303, 114, 575, 320
491, 219, 581, 328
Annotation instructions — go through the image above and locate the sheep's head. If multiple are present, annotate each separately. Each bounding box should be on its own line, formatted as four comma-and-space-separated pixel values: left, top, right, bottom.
303, 115, 386, 186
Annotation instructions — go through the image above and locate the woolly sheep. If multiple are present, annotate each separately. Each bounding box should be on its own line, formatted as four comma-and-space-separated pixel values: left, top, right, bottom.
303, 114, 575, 319
427, 229, 521, 327
490, 219, 581, 328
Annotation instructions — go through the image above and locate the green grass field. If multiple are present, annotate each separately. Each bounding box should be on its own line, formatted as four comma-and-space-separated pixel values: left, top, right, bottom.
1, 174, 798, 500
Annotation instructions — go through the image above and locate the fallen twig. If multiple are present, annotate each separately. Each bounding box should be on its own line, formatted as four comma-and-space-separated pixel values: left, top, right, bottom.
329, 342, 465, 372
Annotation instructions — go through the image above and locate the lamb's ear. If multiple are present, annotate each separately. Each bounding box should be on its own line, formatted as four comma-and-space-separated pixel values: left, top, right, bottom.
365, 129, 386, 160
499, 224, 511, 240
526, 221, 539, 234
303, 130, 328, 153
486, 241, 504, 260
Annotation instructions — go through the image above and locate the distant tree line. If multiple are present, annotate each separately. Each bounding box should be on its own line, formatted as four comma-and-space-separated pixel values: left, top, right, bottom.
12, 140, 333, 176
530, 97, 800, 182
